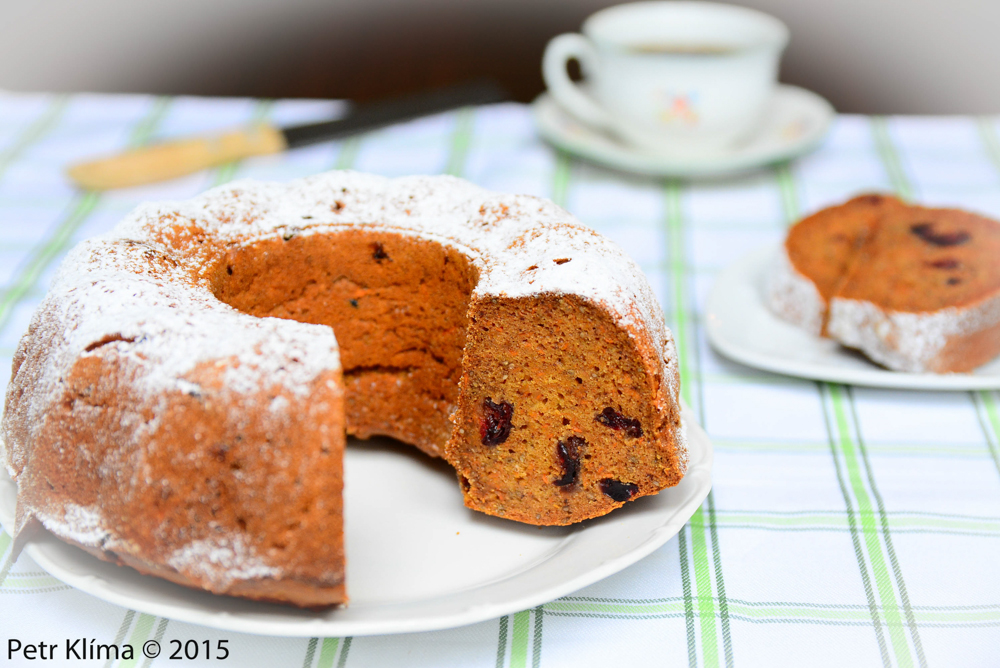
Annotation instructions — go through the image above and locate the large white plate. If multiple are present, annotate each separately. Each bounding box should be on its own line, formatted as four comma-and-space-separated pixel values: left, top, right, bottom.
706, 245, 1000, 390
0, 403, 711, 637
533, 85, 834, 178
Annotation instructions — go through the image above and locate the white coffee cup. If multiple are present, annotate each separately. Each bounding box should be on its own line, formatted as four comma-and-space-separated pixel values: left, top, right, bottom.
543, 1, 789, 155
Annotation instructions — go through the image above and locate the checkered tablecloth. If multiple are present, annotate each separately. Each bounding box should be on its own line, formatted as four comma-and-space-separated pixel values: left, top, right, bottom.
2, 91, 1000, 668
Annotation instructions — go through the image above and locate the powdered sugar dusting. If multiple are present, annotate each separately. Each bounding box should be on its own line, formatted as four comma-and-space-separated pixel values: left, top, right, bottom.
765, 245, 825, 336
35, 503, 109, 548
168, 534, 281, 587
829, 292, 1000, 372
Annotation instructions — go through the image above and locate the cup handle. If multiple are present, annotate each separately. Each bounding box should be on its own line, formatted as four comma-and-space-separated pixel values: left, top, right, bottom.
542, 33, 614, 130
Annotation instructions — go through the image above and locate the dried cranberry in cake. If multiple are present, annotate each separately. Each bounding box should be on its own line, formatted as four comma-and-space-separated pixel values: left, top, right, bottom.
595, 406, 643, 438
910, 222, 970, 247
554, 436, 584, 487
599, 479, 639, 502
371, 242, 390, 261
480, 397, 514, 445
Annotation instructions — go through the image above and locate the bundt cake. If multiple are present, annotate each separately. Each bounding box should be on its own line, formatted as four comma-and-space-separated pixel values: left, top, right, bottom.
767, 194, 1000, 372
1, 171, 687, 607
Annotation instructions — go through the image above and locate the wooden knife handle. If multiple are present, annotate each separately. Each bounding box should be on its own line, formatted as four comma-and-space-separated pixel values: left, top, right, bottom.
66, 124, 288, 190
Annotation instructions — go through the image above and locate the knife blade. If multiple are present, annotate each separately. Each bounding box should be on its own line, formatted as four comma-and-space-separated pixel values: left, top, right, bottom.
67, 80, 509, 191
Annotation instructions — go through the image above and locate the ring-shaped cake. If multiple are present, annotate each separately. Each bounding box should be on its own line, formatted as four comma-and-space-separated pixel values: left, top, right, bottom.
2, 171, 686, 606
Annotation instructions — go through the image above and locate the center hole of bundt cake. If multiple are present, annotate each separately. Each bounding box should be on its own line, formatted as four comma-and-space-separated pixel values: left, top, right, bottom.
211, 230, 478, 456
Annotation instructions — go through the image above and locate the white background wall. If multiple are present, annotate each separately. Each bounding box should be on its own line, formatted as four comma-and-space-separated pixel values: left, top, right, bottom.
0, 0, 996, 113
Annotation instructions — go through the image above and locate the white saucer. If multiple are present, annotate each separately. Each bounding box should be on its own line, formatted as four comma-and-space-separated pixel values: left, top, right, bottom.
705, 246, 1000, 390
0, 403, 712, 637
533, 85, 834, 178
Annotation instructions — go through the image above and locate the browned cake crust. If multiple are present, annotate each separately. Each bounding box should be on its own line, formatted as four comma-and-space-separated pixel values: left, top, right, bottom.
1, 172, 686, 606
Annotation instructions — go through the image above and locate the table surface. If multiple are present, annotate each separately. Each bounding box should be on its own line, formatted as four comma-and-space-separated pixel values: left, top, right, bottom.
1, 91, 1000, 668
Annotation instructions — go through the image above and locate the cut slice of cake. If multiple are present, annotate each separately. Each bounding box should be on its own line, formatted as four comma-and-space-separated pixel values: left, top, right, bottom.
768, 194, 1000, 373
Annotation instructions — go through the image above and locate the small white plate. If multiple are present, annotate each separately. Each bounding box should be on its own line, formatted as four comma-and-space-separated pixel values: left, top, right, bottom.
706, 246, 1000, 390
533, 85, 834, 178
0, 403, 711, 637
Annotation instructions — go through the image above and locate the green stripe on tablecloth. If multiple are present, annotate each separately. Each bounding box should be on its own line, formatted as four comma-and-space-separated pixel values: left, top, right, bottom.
312, 636, 352, 668
820, 383, 891, 665
871, 116, 914, 200
0, 587, 71, 595
509, 609, 531, 668
129, 97, 173, 147
210, 99, 275, 187
0, 96, 68, 181
117, 613, 155, 668
848, 392, 927, 667
701, 508, 1000, 537
2, 574, 68, 590
334, 137, 362, 171
532, 605, 543, 668
551, 153, 571, 208
690, 506, 719, 668
336, 637, 352, 668
976, 117, 1000, 174
317, 637, 339, 668
664, 179, 733, 668
715, 435, 1000, 459
138, 617, 169, 668
775, 162, 800, 226
677, 526, 698, 668
829, 384, 914, 667
496, 615, 509, 668
104, 610, 136, 668
974, 391, 1000, 477
707, 490, 733, 668
445, 107, 476, 177
665, 177, 732, 668
303, 638, 319, 668
867, 117, 937, 668
559, 595, 1000, 611
545, 597, 1000, 626
0, 191, 98, 329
